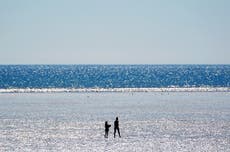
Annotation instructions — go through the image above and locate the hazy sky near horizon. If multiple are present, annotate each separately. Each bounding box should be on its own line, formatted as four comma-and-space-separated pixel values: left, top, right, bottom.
0, 0, 229, 64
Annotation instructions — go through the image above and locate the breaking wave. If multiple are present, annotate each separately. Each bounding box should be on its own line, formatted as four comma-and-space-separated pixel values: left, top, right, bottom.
0, 87, 229, 93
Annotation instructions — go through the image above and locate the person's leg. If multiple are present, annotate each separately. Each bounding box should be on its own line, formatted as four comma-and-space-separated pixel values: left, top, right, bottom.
118, 128, 121, 137
114, 128, 116, 138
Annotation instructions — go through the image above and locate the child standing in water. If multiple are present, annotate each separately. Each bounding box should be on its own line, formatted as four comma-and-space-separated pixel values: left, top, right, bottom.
104, 121, 111, 138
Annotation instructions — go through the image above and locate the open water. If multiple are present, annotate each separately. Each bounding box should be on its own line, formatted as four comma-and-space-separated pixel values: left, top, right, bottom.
0, 65, 229, 151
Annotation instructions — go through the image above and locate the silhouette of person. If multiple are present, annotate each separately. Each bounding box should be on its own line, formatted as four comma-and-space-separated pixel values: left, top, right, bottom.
104, 121, 111, 138
114, 117, 121, 138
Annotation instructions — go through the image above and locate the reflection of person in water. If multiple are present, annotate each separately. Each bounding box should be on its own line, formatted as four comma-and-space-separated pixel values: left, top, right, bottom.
114, 117, 121, 138
104, 121, 111, 138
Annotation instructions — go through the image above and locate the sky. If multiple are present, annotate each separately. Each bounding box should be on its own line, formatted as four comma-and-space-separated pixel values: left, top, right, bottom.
0, 0, 229, 64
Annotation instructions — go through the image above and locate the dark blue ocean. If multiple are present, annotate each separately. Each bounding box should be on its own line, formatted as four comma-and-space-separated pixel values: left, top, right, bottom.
0, 65, 229, 90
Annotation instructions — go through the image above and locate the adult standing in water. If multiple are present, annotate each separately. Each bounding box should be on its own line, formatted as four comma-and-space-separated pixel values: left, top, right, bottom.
114, 117, 121, 138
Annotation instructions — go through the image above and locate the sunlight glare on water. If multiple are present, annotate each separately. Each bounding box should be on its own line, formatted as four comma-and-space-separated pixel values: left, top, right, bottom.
0, 92, 230, 151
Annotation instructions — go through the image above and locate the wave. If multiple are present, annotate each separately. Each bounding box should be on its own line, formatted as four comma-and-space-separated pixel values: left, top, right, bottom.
0, 87, 229, 93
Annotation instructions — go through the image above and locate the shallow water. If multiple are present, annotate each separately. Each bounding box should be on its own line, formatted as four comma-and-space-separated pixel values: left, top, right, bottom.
0, 92, 230, 151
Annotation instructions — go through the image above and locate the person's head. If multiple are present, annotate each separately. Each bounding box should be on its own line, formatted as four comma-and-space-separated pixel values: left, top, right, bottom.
116, 117, 118, 121
105, 121, 107, 124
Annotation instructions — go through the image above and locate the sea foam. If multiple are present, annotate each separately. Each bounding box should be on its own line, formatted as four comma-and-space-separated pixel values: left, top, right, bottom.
0, 87, 229, 93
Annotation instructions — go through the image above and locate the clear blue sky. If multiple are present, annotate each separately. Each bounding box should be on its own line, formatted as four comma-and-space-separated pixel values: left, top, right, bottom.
0, 0, 229, 64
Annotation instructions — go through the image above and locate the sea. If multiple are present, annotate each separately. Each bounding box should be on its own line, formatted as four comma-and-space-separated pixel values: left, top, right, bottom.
0, 65, 230, 151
